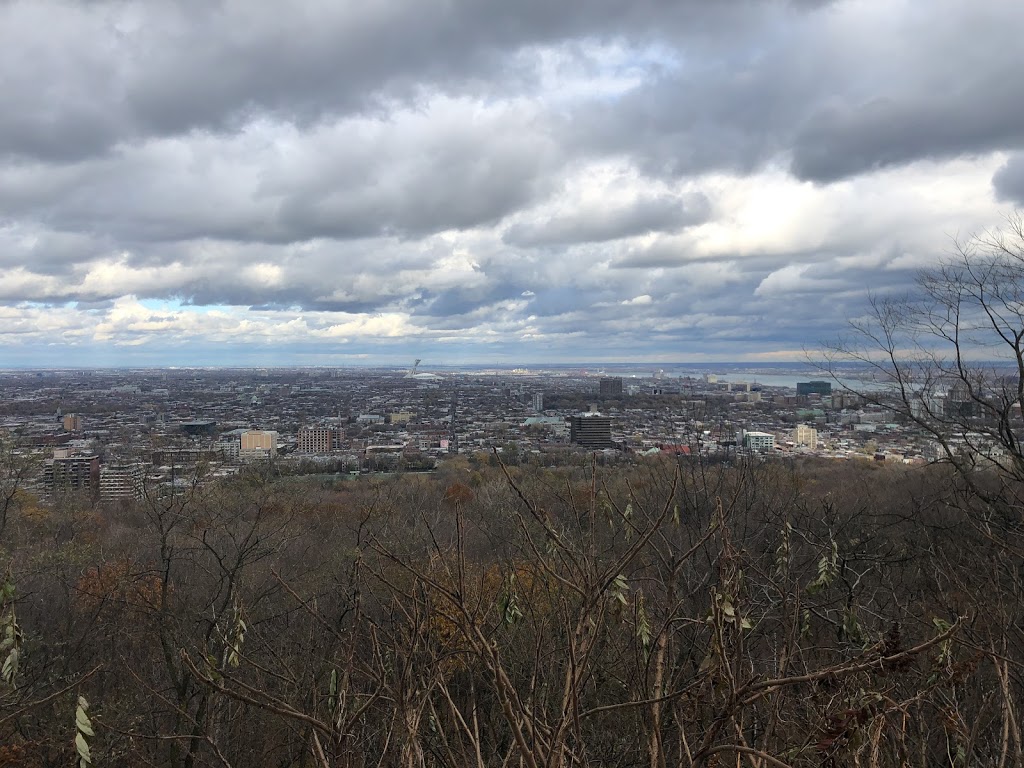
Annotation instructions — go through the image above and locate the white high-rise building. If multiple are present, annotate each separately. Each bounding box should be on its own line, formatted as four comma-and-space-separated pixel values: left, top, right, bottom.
792, 424, 818, 451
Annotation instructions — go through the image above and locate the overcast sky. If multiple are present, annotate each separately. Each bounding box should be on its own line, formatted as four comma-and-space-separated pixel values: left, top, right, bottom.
1, 0, 1021, 367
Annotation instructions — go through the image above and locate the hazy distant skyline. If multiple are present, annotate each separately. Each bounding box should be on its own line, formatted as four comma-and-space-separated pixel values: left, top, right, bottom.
2, 0, 1022, 366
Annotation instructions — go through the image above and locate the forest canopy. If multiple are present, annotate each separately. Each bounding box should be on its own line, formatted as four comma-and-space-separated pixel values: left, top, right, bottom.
0, 453, 1018, 768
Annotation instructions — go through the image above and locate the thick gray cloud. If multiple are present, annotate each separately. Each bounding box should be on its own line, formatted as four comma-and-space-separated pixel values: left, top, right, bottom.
570, 1, 1024, 182
504, 192, 709, 247
0, 0, 1017, 364
792, 88, 1024, 183
993, 154, 1024, 206
0, 0, 799, 162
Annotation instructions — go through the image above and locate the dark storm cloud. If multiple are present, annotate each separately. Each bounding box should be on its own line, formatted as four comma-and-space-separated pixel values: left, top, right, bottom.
792, 91, 1024, 183
0, 227, 109, 274
418, 282, 529, 320
0, 100, 561, 247
504, 192, 709, 247
3, 0, 1018, 180
524, 286, 602, 319
276, 136, 555, 241
785, 2, 1024, 182
563, 2, 1024, 184
993, 154, 1024, 206
0, 0, 802, 163
572, 61, 805, 179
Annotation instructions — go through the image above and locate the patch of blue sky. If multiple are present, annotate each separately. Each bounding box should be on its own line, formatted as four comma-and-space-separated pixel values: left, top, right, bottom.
137, 298, 183, 311
137, 298, 240, 315
508, 39, 680, 107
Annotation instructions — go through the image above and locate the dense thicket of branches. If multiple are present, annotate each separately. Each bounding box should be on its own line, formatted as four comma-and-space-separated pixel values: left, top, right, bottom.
826, 215, 1024, 504
0, 453, 1021, 768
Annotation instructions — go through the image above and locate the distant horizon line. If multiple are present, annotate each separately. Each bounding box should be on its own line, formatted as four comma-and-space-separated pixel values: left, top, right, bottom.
0, 361, 869, 372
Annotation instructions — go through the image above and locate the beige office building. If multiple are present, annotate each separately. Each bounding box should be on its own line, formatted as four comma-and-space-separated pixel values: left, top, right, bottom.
240, 430, 278, 460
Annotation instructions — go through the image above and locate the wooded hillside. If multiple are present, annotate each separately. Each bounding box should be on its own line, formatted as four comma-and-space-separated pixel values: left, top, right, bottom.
0, 455, 1018, 767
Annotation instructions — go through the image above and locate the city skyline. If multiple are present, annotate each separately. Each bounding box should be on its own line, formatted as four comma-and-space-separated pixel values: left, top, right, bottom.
2, 1, 1023, 366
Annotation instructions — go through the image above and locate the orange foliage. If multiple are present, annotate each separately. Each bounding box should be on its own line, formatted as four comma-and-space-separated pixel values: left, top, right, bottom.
75, 559, 165, 614
427, 560, 558, 654
442, 482, 474, 507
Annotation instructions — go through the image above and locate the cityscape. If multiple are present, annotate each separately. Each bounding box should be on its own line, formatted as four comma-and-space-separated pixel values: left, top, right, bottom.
1, 361, 989, 504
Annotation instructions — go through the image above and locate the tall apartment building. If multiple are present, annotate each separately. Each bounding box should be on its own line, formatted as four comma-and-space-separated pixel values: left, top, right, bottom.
240, 430, 278, 460
831, 392, 861, 410
100, 462, 146, 501
946, 382, 980, 418
910, 395, 945, 420
570, 414, 613, 448
62, 414, 83, 432
297, 426, 344, 453
792, 424, 818, 450
599, 377, 623, 397
44, 454, 100, 498
532, 392, 544, 412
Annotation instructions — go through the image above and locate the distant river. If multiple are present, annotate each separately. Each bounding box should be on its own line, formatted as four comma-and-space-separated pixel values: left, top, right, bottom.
711, 373, 889, 392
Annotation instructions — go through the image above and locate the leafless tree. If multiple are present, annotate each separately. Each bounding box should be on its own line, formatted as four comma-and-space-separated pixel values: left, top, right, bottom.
823, 213, 1024, 766
825, 214, 1024, 515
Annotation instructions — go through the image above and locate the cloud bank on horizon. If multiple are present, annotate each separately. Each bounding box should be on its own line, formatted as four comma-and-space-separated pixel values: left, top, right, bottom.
1, 0, 1021, 366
